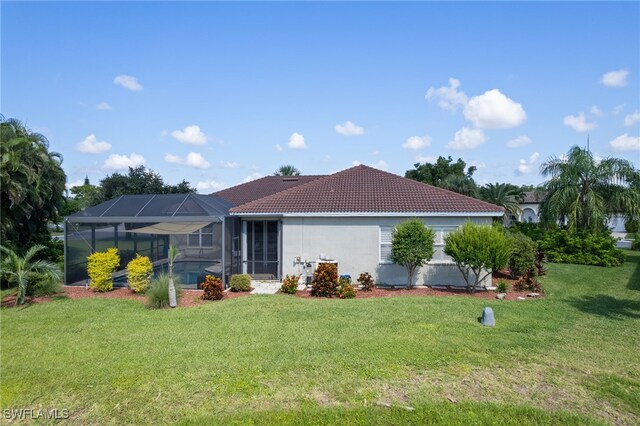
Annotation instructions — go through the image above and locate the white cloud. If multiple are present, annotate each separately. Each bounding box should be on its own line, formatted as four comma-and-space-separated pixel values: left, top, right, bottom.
624, 110, 640, 126
220, 161, 240, 169
244, 172, 263, 183
275, 144, 283, 152
600, 69, 629, 87
445, 128, 487, 150
612, 104, 626, 115
471, 160, 487, 169
402, 135, 432, 150
102, 153, 145, 171
516, 151, 540, 175
463, 89, 527, 129
415, 154, 438, 163
75, 134, 112, 154
563, 112, 597, 132
506, 135, 532, 148
96, 102, 112, 111
425, 78, 468, 112
590, 105, 603, 117
196, 180, 225, 193
65, 179, 85, 191
171, 125, 208, 145
164, 152, 210, 169
335, 121, 364, 136
610, 133, 640, 151
288, 132, 307, 149
371, 160, 389, 171
113, 75, 143, 91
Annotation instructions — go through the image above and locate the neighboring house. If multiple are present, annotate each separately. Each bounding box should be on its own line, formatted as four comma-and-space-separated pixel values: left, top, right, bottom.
64, 165, 504, 288
514, 190, 627, 232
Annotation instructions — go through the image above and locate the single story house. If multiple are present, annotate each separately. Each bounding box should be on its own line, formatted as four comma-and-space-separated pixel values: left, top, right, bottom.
64, 165, 504, 288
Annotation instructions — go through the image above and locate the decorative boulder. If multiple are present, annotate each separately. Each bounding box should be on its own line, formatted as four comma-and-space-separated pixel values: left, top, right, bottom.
481, 307, 495, 327
496, 293, 506, 300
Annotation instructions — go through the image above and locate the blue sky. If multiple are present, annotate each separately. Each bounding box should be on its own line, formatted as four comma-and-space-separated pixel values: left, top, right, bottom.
3, 1, 639, 193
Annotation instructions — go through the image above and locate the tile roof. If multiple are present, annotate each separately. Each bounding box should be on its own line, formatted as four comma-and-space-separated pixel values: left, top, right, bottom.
230, 165, 504, 215
522, 190, 546, 204
214, 175, 324, 207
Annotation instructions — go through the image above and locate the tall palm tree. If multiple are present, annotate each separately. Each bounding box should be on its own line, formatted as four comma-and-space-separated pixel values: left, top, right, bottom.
273, 165, 301, 176
440, 174, 478, 197
539, 145, 640, 233
478, 183, 525, 222
0, 245, 62, 306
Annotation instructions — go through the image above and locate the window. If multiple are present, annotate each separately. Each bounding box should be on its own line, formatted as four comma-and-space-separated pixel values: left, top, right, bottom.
430, 226, 456, 264
188, 224, 214, 248
379, 226, 393, 263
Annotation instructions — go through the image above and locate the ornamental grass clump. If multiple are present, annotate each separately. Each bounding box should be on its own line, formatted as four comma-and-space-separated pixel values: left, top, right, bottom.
280, 274, 300, 294
311, 263, 338, 297
87, 248, 120, 292
201, 275, 224, 301
146, 273, 182, 309
126, 254, 153, 293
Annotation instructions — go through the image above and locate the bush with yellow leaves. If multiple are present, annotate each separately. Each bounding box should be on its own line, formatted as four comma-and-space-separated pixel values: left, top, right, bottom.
126, 254, 153, 293
87, 248, 120, 292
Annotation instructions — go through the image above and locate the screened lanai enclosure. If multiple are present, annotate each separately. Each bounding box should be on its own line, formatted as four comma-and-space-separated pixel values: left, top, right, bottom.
64, 194, 241, 288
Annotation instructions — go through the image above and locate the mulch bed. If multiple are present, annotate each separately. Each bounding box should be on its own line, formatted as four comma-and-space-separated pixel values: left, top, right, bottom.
2, 272, 542, 308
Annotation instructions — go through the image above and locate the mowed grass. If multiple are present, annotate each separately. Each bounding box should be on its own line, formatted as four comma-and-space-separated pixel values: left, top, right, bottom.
1, 252, 639, 425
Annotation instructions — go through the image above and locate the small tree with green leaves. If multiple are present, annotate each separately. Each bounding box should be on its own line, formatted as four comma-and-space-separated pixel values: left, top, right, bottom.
391, 219, 435, 288
444, 222, 511, 293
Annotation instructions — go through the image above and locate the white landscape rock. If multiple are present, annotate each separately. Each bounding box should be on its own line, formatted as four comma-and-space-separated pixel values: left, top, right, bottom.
496, 293, 507, 300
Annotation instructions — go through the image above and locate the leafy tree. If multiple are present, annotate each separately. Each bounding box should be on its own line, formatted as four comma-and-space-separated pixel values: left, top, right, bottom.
0, 245, 62, 306
274, 165, 301, 176
0, 116, 66, 253
100, 166, 194, 200
391, 219, 436, 288
539, 146, 640, 233
405, 156, 477, 195
444, 222, 511, 293
478, 182, 525, 222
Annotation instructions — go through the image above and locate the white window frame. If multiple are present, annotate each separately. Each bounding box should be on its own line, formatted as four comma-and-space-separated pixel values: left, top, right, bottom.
379, 226, 394, 264
187, 224, 214, 248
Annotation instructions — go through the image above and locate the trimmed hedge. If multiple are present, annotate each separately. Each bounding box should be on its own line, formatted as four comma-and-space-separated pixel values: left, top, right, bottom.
539, 229, 624, 267
230, 274, 252, 292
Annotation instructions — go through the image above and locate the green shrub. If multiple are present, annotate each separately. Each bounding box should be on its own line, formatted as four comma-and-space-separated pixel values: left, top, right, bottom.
507, 232, 537, 278
632, 237, 640, 251
126, 254, 153, 293
280, 275, 300, 294
509, 221, 545, 242
146, 274, 182, 309
444, 222, 511, 294
26, 273, 62, 297
625, 218, 639, 234
87, 248, 120, 292
391, 219, 436, 288
496, 280, 508, 293
357, 272, 375, 291
229, 274, 252, 292
202, 275, 224, 301
338, 277, 357, 299
311, 263, 338, 297
539, 229, 625, 267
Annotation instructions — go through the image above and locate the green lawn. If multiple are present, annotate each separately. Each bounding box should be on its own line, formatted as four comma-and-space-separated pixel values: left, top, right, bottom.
1, 252, 639, 425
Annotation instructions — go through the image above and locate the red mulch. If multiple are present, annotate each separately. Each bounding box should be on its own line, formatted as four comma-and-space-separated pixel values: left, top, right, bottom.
294, 285, 534, 300
1, 286, 252, 308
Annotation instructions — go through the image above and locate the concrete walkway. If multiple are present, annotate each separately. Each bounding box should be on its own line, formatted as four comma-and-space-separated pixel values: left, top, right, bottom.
250, 281, 281, 295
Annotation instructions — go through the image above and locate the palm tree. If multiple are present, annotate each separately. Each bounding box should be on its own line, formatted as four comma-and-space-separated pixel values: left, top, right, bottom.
440, 174, 478, 197
273, 165, 301, 176
478, 183, 525, 222
0, 245, 62, 306
539, 145, 640, 233
167, 245, 180, 308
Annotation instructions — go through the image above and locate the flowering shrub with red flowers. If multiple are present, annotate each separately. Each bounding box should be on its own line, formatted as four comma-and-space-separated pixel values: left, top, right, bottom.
201, 275, 224, 300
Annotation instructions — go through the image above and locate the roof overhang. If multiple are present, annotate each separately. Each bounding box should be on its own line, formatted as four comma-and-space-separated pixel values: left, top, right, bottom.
230, 211, 504, 217
65, 216, 224, 224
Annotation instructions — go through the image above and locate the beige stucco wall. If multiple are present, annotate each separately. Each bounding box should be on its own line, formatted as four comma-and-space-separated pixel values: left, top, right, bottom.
280, 216, 494, 288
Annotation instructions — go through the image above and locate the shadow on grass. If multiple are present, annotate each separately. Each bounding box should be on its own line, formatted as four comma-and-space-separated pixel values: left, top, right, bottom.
627, 252, 640, 291
567, 294, 640, 320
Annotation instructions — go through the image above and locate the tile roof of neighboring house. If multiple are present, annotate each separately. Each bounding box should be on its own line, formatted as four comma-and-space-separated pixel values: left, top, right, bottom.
214, 175, 325, 207
230, 165, 504, 215
522, 190, 546, 204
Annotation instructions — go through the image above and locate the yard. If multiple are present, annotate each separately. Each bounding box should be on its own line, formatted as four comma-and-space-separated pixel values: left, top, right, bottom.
1, 251, 639, 425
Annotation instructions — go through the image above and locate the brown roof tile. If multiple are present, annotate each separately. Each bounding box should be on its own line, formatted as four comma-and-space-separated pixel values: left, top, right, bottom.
214, 175, 324, 207
230, 165, 504, 214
